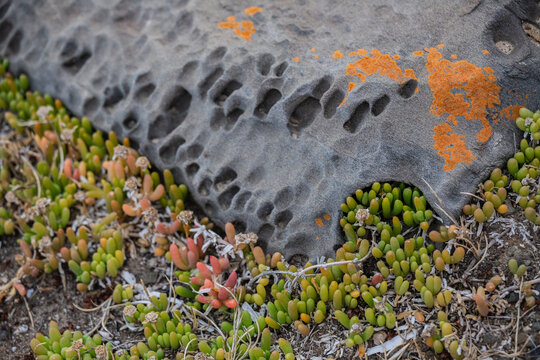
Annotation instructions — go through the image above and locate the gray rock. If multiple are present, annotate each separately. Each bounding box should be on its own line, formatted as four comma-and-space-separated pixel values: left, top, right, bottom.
1, 0, 539, 259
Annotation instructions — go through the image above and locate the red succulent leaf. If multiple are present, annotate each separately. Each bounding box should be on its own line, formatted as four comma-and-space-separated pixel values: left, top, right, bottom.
187, 250, 198, 269
223, 298, 238, 309
211, 299, 222, 309
218, 257, 229, 272
197, 262, 213, 280
197, 294, 212, 304
190, 276, 204, 286
170, 244, 188, 270
372, 274, 383, 286
210, 256, 222, 275
217, 287, 229, 301
224, 271, 238, 288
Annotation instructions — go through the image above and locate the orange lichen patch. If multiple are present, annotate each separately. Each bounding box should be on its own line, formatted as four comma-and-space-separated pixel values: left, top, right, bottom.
349, 51, 357, 56
316, 236, 320, 241
393, 54, 400, 60
433, 122, 474, 171
234, 21, 256, 41
496, 104, 522, 123
293, 57, 300, 62
315, 55, 319, 59
315, 218, 323, 227
333, 50, 343, 59
244, 6, 262, 16
345, 48, 418, 83
482, 49, 490, 55
218, 16, 238, 29
425, 47, 501, 144
450, 54, 458, 59
413, 50, 424, 56
437, 44, 445, 49
219, 17, 256, 41
347, 82, 356, 93
323, 214, 331, 221
339, 96, 347, 107
356, 48, 368, 56
311, 48, 316, 52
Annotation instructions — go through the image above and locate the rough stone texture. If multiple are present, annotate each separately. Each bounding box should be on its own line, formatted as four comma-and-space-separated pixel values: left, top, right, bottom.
0, 0, 539, 260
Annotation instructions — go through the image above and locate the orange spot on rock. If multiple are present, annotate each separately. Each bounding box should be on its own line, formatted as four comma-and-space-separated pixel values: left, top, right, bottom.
437, 44, 445, 49
433, 122, 474, 171
315, 218, 323, 227
413, 50, 424, 56
323, 214, 331, 221
333, 50, 343, 59
393, 54, 400, 59
425, 47, 500, 147
482, 49, 490, 55
349, 51, 357, 56
315, 55, 319, 59
357, 48, 368, 56
450, 54, 457, 59
219, 16, 256, 41
345, 48, 417, 83
293, 57, 300, 62
316, 236, 320, 241
311, 48, 316, 52
244, 6, 262, 16
339, 96, 347, 107
347, 82, 356, 93
496, 104, 522, 124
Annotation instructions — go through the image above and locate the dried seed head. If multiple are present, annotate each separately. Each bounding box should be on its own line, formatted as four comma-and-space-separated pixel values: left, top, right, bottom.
194, 353, 212, 360
35, 197, 50, 210
74, 191, 86, 202
95, 344, 108, 359
135, 156, 150, 171
38, 236, 51, 253
71, 338, 84, 352
61, 128, 75, 142
144, 311, 158, 324
123, 177, 140, 193
113, 145, 129, 160
177, 210, 194, 224
123, 305, 136, 317
36, 105, 54, 121
355, 208, 370, 225
5, 191, 18, 204
142, 206, 158, 223
235, 232, 258, 246
350, 322, 361, 334
525, 117, 534, 126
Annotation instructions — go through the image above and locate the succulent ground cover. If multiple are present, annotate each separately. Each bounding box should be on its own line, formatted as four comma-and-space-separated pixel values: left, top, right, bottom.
0, 60, 539, 360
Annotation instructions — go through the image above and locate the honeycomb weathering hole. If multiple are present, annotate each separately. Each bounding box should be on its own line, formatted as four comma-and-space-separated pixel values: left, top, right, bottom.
214, 167, 237, 191
255, 88, 282, 117
324, 89, 345, 119
399, 79, 418, 99
343, 101, 369, 133
158, 135, 185, 162
198, 68, 223, 96
287, 96, 321, 138
371, 95, 390, 116
213, 79, 242, 105
218, 185, 240, 209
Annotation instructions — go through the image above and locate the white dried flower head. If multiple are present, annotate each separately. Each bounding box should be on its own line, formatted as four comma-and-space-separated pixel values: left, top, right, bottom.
113, 145, 129, 160
135, 156, 150, 171
38, 236, 51, 253
144, 311, 158, 324
71, 338, 84, 352
194, 353, 212, 360
123, 177, 140, 193
355, 208, 370, 226
350, 322, 361, 334
115, 349, 126, 357
95, 344, 108, 359
60, 128, 75, 143
25, 205, 39, 218
147, 356, 156, 360
123, 305, 136, 317
177, 210, 193, 224
142, 206, 158, 223
36, 105, 54, 121
525, 117, 534, 126
5, 191, 18, 204
74, 191, 86, 202
235, 232, 258, 246
35, 197, 50, 211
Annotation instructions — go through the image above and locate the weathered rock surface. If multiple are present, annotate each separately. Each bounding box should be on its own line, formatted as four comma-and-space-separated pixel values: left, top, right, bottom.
1, 0, 538, 259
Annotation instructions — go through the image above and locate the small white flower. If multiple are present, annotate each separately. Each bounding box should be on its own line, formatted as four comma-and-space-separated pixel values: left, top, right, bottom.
525, 117, 534, 126
355, 208, 369, 226
176, 210, 193, 224
135, 156, 150, 171
123, 305, 137, 318
36, 106, 54, 121
113, 145, 129, 160
144, 311, 158, 324
235, 233, 258, 246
